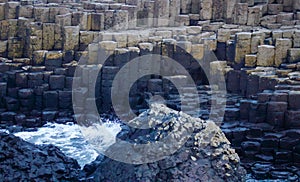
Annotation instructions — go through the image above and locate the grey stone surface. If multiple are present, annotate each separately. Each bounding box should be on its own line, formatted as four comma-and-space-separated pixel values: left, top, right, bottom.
84, 104, 246, 181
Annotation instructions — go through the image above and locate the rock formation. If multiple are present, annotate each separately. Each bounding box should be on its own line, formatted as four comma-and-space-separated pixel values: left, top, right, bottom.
83, 104, 247, 181
0, 0, 299, 180
0, 132, 80, 181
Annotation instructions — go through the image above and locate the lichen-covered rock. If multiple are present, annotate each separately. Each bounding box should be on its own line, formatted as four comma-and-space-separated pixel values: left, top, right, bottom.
83, 104, 246, 181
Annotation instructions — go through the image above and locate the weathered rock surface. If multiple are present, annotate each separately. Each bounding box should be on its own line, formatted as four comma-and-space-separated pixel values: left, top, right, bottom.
83, 104, 246, 181
0, 132, 80, 181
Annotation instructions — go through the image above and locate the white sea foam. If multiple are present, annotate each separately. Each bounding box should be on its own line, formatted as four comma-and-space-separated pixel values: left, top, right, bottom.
0, 129, 9, 134
15, 121, 122, 168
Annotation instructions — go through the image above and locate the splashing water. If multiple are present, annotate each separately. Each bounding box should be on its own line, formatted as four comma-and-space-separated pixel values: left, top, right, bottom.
14, 121, 122, 168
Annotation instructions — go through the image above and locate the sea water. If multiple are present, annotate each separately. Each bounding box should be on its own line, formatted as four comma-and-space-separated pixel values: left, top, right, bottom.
14, 121, 122, 168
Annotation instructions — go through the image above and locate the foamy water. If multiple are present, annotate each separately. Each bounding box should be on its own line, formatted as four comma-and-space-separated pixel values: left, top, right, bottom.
14, 121, 122, 168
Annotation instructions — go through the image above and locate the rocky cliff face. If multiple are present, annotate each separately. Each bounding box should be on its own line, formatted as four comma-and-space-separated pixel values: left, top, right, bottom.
83, 104, 246, 181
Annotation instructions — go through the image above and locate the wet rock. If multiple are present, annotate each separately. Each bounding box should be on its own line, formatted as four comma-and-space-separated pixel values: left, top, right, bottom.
49, 75, 65, 90
251, 162, 272, 179
147, 79, 162, 92
18, 89, 34, 99
58, 91, 72, 109
0, 132, 80, 181
43, 91, 58, 109
267, 102, 288, 112
55, 117, 73, 124
255, 154, 274, 162
280, 137, 300, 150
288, 91, 300, 110
267, 111, 285, 127
270, 91, 288, 102
241, 141, 261, 152
270, 170, 297, 180
23, 118, 44, 128
42, 111, 57, 121
275, 150, 292, 163
14, 114, 26, 125
0, 112, 16, 125
261, 137, 278, 149
83, 104, 246, 181
4, 97, 19, 111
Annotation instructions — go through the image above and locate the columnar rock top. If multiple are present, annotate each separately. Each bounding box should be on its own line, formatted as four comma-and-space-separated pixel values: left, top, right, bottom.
0, 0, 299, 180
0, 0, 300, 66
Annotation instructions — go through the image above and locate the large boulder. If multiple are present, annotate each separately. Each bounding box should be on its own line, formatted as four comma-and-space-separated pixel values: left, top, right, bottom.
0, 132, 80, 181
83, 104, 246, 181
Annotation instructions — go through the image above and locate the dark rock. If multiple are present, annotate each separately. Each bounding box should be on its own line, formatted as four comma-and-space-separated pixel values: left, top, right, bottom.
261, 137, 279, 148
239, 99, 250, 120
0, 111, 16, 123
34, 84, 49, 96
147, 79, 162, 92
246, 128, 264, 139
232, 127, 248, 142
7, 87, 19, 98
226, 70, 240, 93
275, 150, 293, 163
49, 75, 65, 90
27, 79, 43, 88
23, 118, 45, 128
27, 72, 44, 80
43, 71, 53, 83
267, 111, 285, 127
18, 88, 34, 99
43, 91, 58, 109
0, 132, 80, 181
248, 100, 259, 123
257, 92, 273, 103
246, 74, 259, 97
288, 91, 300, 110
83, 104, 246, 181
20, 98, 35, 109
221, 121, 240, 129
4, 97, 19, 111
34, 96, 43, 110
42, 111, 57, 121
280, 137, 300, 150
267, 102, 288, 112
224, 107, 240, 121
14, 114, 26, 125
285, 110, 300, 128
15, 72, 28, 88
65, 77, 73, 89
58, 91, 72, 109
285, 129, 300, 138
241, 141, 261, 152
255, 154, 274, 162
251, 162, 272, 179
270, 92, 288, 102
55, 117, 73, 124
270, 170, 296, 180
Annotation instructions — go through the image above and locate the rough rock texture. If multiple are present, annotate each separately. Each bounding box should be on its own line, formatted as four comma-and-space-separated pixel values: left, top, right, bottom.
83, 104, 246, 181
0, 132, 80, 181
0, 0, 299, 180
